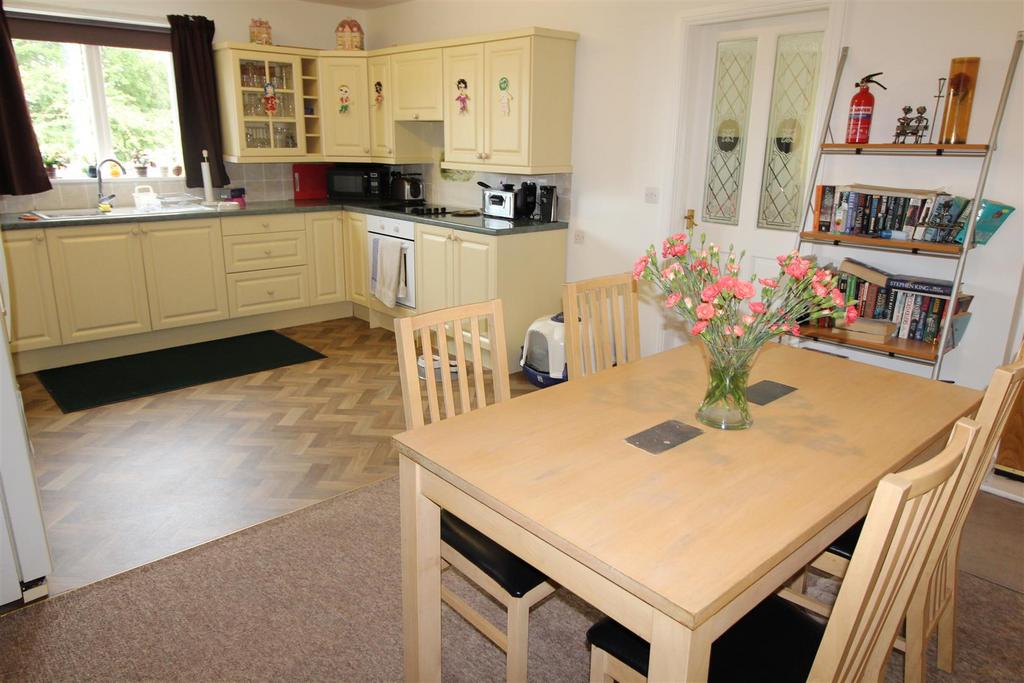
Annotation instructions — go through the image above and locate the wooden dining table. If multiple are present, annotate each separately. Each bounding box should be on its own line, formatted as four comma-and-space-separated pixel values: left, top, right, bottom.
393, 343, 981, 682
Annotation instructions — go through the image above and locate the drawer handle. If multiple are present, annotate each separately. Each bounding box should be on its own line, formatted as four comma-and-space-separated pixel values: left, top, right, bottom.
261, 222, 270, 229
264, 249, 272, 256
413, 113, 420, 120
266, 289, 275, 297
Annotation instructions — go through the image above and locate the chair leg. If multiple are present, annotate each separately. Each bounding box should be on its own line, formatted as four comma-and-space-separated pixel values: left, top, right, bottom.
589, 646, 614, 683
902, 591, 927, 683
937, 588, 957, 672
506, 597, 530, 683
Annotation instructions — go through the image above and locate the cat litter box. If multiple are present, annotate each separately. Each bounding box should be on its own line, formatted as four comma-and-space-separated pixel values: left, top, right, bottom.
520, 313, 567, 388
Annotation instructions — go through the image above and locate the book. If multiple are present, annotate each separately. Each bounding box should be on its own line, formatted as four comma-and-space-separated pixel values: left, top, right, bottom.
884, 274, 954, 296
898, 294, 916, 338
816, 185, 837, 232
839, 258, 892, 288
954, 199, 1016, 245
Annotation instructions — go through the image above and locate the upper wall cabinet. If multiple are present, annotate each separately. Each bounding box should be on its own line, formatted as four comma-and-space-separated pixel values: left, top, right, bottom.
320, 56, 372, 160
367, 55, 441, 165
391, 49, 444, 121
443, 34, 577, 174
215, 47, 309, 162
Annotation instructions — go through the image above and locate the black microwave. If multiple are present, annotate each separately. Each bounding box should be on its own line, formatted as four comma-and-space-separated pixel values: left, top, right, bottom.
326, 164, 391, 199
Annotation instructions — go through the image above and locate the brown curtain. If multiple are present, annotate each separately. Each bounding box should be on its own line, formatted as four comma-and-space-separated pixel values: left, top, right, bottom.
0, 0, 51, 196
167, 15, 229, 188
8, 13, 170, 51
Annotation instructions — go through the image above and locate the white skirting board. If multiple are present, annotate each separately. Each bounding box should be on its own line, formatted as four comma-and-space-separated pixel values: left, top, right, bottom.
981, 471, 1024, 504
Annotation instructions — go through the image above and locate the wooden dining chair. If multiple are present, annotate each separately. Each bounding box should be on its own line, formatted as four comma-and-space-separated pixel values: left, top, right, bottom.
586, 417, 981, 683
781, 348, 1024, 682
393, 299, 556, 682
562, 273, 641, 380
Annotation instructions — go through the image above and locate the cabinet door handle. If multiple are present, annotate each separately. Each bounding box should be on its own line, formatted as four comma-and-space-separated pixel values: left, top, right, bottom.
266, 289, 275, 296
413, 113, 420, 120
264, 249, 272, 256
475, 153, 483, 159
453, 234, 462, 242
363, 147, 370, 153
445, 233, 452, 241
385, 147, 393, 154
261, 222, 270, 229
35, 233, 44, 242
130, 227, 140, 235
140, 226, 147, 234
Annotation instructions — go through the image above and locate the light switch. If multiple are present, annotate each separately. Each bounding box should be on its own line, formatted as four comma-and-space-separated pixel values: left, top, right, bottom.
644, 187, 660, 204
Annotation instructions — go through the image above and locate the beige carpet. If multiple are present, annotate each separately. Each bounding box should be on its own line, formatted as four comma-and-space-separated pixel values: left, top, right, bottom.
959, 492, 1024, 593
0, 478, 1021, 682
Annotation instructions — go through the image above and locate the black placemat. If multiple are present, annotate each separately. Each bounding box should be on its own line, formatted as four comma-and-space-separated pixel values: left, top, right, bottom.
625, 419, 703, 454
37, 331, 325, 413
746, 380, 797, 406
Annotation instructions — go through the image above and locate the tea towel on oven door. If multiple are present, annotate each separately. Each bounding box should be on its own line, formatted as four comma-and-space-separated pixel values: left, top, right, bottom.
370, 236, 407, 308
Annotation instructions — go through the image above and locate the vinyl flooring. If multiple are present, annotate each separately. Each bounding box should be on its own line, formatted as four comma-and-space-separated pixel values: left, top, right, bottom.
18, 317, 536, 595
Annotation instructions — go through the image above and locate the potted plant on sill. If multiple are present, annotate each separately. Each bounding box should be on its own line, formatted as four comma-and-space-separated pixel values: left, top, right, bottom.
41, 152, 67, 179
131, 151, 152, 178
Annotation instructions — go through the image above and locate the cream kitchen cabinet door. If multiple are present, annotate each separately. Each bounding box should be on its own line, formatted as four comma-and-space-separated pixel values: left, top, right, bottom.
443, 43, 486, 164
415, 223, 454, 313
1, 230, 62, 352
367, 56, 394, 158
46, 223, 151, 344
484, 37, 531, 167
343, 212, 368, 306
391, 49, 443, 121
452, 230, 498, 306
139, 218, 229, 330
306, 212, 346, 304
320, 56, 371, 159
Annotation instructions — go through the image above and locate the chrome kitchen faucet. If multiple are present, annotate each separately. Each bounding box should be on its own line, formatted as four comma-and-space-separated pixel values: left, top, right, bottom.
96, 158, 127, 206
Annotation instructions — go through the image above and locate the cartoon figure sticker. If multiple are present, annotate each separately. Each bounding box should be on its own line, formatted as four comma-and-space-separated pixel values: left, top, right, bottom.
263, 83, 278, 115
455, 78, 470, 114
338, 85, 351, 114
497, 76, 513, 116
374, 81, 384, 109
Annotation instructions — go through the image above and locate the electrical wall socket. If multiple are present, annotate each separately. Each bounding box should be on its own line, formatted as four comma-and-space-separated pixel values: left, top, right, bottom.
573, 230, 585, 244
644, 187, 660, 204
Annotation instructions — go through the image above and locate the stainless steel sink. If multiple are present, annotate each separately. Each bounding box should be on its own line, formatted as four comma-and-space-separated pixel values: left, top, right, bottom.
31, 205, 215, 220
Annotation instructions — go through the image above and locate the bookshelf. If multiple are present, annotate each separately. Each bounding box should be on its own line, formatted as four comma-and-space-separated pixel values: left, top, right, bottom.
795, 32, 1023, 380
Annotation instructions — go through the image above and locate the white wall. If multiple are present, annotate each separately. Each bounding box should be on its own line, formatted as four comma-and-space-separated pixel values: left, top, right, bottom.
364, 0, 1023, 389
9, 0, 367, 48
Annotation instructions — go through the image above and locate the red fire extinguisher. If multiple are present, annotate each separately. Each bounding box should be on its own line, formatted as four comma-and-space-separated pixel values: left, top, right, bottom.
845, 72, 886, 144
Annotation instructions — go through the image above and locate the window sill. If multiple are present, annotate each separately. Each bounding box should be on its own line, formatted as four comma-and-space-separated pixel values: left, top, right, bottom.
49, 176, 187, 184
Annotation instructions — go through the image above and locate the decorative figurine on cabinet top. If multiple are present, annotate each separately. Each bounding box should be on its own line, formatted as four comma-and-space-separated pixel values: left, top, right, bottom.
335, 18, 365, 50
249, 18, 272, 45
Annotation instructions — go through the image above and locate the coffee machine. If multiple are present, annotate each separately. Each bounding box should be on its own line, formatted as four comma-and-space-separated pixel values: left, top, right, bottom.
537, 185, 558, 222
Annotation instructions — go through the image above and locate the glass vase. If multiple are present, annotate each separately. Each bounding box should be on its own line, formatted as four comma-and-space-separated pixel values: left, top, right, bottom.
696, 341, 758, 430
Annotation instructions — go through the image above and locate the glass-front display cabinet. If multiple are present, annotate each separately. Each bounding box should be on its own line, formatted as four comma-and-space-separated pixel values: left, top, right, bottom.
215, 47, 308, 159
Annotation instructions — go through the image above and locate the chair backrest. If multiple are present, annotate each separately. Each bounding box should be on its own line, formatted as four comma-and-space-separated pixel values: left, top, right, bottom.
394, 299, 511, 429
562, 273, 641, 380
809, 417, 981, 682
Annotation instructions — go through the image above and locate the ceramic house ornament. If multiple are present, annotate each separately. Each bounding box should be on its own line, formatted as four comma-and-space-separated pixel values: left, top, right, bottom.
335, 18, 365, 51
249, 18, 272, 45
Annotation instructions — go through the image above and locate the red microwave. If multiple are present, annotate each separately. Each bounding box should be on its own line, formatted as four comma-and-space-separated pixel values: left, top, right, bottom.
292, 163, 331, 200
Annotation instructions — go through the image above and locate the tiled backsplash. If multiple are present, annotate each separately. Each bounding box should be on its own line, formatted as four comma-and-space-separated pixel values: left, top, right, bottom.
401, 163, 572, 221
1, 161, 571, 221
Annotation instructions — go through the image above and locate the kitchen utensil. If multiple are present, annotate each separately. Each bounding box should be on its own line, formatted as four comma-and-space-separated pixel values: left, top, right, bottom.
477, 181, 492, 189
394, 174, 423, 201
483, 187, 516, 218
516, 182, 537, 218
132, 185, 162, 212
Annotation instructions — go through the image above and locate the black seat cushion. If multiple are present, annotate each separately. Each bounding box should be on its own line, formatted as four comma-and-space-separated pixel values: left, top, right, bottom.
440, 511, 548, 598
828, 518, 865, 561
586, 595, 826, 681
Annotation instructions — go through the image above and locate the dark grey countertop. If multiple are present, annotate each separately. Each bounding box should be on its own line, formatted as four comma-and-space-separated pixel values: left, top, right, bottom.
1, 198, 567, 236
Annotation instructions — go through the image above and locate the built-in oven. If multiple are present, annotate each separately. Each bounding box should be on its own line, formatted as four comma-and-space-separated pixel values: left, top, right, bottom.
326, 164, 391, 200
366, 215, 416, 309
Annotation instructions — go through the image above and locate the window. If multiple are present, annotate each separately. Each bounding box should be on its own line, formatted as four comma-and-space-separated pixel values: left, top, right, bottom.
13, 38, 182, 179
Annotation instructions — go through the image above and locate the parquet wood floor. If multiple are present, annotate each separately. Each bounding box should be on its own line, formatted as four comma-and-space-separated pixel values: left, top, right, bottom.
18, 317, 537, 595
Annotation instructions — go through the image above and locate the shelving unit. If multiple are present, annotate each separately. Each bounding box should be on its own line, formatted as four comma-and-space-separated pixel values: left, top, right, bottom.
795, 31, 1023, 380
301, 57, 322, 156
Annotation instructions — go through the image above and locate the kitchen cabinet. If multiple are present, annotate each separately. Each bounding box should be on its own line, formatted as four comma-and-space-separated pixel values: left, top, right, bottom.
46, 224, 151, 344
391, 49, 443, 121
214, 47, 307, 161
442, 35, 576, 173
139, 218, 230, 331
1, 230, 62, 352
368, 56, 394, 159
414, 225, 496, 311
320, 56, 371, 159
306, 212, 347, 305
343, 212, 369, 306
367, 55, 442, 165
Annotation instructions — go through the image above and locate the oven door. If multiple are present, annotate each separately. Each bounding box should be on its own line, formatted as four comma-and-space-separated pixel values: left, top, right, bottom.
367, 234, 416, 309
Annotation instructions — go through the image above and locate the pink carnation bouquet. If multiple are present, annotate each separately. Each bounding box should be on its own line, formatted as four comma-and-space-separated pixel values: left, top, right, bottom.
634, 224, 857, 429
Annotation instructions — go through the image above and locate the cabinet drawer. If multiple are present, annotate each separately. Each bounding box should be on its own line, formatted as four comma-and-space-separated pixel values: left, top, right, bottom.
223, 231, 307, 272
221, 213, 307, 236
226, 266, 309, 317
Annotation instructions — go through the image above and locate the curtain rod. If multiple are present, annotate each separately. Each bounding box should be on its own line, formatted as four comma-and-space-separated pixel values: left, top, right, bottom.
6, 8, 170, 33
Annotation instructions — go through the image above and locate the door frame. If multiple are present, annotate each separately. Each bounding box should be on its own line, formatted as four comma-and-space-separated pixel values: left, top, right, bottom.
658, 0, 848, 352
